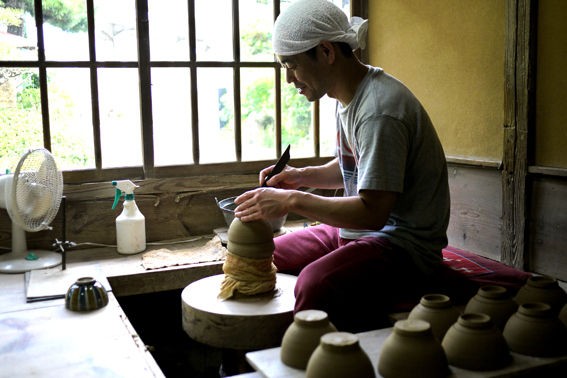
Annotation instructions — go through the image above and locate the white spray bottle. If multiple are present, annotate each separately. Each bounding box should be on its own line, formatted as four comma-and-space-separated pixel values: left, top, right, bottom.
112, 180, 146, 254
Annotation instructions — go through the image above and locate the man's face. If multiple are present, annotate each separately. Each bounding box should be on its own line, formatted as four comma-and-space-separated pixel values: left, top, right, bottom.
277, 46, 331, 102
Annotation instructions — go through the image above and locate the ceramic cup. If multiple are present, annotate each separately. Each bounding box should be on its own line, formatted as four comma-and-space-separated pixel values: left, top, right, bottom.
305, 332, 375, 378
442, 313, 511, 371
514, 275, 567, 314
407, 293, 460, 341
378, 319, 449, 378
65, 276, 109, 312
280, 309, 338, 369
464, 285, 517, 330
503, 302, 567, 357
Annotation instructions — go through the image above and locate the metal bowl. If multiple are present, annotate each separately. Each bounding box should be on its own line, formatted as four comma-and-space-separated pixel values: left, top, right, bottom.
216, 196, 287, 232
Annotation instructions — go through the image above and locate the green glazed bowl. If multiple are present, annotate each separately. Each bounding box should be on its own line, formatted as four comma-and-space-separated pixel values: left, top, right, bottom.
65, 276, 109, 312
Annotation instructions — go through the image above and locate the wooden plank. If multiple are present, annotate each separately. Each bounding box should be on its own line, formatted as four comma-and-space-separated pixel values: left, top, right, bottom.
447, 164, 502, 261
0, 175, 316, 251
529, 177, 567, 281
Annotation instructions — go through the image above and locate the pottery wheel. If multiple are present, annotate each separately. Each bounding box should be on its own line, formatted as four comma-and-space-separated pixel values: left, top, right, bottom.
181, 273, 297, 350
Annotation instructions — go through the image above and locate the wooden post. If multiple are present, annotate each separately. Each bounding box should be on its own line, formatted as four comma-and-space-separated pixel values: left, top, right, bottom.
502, 0, 537, 269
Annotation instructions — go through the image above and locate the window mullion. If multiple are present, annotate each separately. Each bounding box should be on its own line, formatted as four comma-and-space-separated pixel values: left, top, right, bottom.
86, 0, 102, 171
34, 0, 51, 151
188, 0, 200, 164
232, 0, 242, 161
274, 1, 282, 156
136, 0, 154, 178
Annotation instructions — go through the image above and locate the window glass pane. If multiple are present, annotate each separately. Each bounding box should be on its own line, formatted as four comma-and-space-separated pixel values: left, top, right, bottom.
198, 67, 235, 163
152, 68, 193, 166
47, 68, 94, 170
94, 0, 137, 61
240, 0, 274, 62
0, 2, 36, 61
148, 0, 189, 61
0, 68, 43, 171
241, 68, 275, 161
98, 68, 142, 168
195, 0, 232, 61
43, 0, 89, 61
320, 95, 338, 157
281, 72, 313, 158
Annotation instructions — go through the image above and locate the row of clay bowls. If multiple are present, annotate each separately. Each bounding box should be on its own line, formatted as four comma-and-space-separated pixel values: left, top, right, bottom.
278, 276, 567, 377
393, 275, 567, 376
280, 309, 376, 377
401, 294, 511, 374
381, 303, 567, 377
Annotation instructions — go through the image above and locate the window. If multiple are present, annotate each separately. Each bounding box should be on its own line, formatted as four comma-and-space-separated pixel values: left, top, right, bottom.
0, 0, 351, 183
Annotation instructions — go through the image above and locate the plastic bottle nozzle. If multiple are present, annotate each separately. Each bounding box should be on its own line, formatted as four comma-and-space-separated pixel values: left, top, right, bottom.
112, 180, 139, 210
112, 188, 121, 210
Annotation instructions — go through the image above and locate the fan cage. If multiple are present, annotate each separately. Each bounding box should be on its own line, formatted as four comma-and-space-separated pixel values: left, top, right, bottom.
7, 148, 64, 233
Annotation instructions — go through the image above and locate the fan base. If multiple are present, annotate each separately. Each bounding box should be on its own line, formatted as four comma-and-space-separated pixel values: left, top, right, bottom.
0, 250, 62, 274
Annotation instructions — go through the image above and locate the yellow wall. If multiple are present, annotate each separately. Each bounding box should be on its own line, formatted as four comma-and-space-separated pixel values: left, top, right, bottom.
536, 0, 567, 168
367, 0, 505, 162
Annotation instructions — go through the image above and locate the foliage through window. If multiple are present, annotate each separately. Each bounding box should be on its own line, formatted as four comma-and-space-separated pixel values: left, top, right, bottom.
0, 0, 348, 182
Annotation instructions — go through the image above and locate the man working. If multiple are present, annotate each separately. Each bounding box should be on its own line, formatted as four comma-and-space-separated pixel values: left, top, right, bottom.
234, 0, 451, 332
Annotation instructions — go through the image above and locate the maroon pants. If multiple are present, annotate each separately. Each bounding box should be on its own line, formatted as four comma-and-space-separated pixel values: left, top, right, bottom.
273, 224, 452, 333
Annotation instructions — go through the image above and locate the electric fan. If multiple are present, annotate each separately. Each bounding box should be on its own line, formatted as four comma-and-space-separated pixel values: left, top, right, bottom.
0, 148, 63, 273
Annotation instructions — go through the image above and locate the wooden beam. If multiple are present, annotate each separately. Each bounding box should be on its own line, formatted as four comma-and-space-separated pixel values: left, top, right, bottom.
502, 0, 537, 269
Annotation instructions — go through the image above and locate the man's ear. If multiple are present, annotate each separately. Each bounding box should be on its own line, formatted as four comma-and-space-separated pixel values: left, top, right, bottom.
319, 41, 336, 63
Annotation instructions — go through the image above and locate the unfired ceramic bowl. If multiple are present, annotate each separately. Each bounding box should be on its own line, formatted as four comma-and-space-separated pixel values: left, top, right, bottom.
305, 332, 375, 378
407, 293, 460, 341
464, 285, 517, 330
378, 319, 449, 378
514, 275, 567, 314
280, 309, 337, 369
503, 302, 567, 357
442, 313, 511, 371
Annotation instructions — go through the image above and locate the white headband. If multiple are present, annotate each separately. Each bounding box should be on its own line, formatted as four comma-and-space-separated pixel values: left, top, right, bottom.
273, 0, 368, 56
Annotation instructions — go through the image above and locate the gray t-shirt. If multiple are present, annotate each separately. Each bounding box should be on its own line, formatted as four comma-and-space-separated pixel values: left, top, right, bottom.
336, 66, 450, 269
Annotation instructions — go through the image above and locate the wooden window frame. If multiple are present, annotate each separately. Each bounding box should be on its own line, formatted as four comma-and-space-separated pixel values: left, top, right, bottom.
1, 0, 366, 185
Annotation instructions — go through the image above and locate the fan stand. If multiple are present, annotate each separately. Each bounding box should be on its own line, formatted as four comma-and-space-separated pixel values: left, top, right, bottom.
0, 220, 61, 274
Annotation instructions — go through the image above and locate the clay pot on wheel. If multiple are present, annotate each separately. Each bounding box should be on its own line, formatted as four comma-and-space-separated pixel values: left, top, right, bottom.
227, 218, 274, 259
